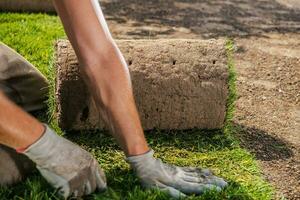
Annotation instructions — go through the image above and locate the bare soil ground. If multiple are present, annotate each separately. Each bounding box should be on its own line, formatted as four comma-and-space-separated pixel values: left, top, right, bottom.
101, 0, 300, 199
234, 34, 300, 199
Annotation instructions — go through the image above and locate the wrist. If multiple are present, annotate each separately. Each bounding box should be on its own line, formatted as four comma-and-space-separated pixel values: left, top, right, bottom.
21, 125, 57, 159
15, 123, 45, 153
126, 145, 150, 157
126, 149, 155, 166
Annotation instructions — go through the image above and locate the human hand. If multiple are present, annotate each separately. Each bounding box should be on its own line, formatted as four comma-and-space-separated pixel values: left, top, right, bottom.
127, 150, 227, 199
23, 125, 107, 198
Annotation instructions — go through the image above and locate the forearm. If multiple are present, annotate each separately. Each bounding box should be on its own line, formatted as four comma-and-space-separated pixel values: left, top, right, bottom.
52, 0, 149, 156
84, 47, 148, 156
0, 91, 44, 149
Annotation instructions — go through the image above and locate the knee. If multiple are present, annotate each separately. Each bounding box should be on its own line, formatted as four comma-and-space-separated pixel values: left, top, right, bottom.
0, 144, 35, 186
0, 90, 6, 100
0, 90, 13, 107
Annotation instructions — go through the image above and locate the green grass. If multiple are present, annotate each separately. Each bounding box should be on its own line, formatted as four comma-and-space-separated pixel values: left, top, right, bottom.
0, 13, 274, 200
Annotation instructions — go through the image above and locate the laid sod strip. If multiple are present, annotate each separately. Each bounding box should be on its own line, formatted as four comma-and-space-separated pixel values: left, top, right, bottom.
0, 13, 65, 78
0, 13, 274, 200
55, 39, 229, 130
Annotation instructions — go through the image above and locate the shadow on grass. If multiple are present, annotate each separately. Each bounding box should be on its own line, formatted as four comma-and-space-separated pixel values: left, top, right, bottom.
90, 177, 254, 200
234, 123, 294, 161
66, 121, 295, 163
0, 125, 272, 200
0, 171, 254, 200
0, 174, 60, 200
65, 128, 237, 154
61, 129, 266, 199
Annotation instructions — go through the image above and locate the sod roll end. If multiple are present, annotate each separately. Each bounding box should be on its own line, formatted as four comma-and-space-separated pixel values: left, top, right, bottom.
55, 39, 229, 131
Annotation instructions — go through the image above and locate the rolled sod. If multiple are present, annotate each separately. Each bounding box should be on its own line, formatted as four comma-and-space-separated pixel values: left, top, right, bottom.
55, 39, 229, 130
0, 0, 55, 12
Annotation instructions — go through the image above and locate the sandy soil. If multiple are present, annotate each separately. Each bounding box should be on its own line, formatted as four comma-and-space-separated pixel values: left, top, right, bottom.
101, 0, 300, 199
234, 34, 300, 199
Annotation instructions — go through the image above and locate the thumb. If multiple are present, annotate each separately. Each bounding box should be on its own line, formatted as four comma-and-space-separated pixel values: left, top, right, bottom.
95, 165, 107, 191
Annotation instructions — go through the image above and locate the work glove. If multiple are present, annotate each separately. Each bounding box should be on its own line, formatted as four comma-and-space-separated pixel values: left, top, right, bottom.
0, 144, 35, 186
23, 124, 107, 198
127, 149, 227, 199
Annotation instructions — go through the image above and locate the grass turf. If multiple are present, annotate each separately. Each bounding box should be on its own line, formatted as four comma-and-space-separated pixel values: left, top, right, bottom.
0, 13, 274, 200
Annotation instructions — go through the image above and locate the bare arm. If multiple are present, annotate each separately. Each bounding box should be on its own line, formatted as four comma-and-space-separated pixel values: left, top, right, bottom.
52, 0, 149, 156
0, 91, 44, 149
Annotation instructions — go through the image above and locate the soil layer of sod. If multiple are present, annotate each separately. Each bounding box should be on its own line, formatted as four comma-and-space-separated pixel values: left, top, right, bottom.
0, 13, 274, 200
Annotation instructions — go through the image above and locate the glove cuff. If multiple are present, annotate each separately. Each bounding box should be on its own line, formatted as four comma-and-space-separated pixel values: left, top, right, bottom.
23, 124, 58, 161
126, 149, 155, 165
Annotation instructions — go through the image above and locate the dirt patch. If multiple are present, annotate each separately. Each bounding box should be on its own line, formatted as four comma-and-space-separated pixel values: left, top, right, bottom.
233, 34, 300, 199
56, 39, 229, 130
276, 0, 300, 9
102, 0, 300, 39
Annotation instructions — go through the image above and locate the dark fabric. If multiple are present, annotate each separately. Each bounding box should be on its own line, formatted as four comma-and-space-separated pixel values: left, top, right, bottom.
0, 42, 49, 112
0, 144, 35, 186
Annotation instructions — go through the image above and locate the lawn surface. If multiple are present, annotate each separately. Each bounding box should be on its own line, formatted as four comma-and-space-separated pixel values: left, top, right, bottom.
0, 13, 274, 200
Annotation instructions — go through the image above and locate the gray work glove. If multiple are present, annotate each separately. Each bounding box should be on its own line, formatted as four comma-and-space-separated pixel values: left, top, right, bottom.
0, 144, 35, 186
127, 150, 227, 199
23, 125, 107, 198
